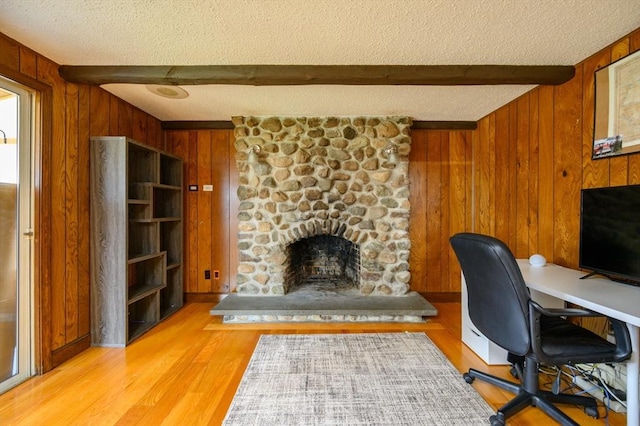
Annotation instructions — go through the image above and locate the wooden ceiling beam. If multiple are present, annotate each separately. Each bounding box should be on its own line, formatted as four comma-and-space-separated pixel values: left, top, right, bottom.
59, 64, 575, 86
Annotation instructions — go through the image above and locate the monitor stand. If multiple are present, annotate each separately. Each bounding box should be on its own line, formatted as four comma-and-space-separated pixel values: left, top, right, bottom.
580, 271, 640, 287
579, 271, 610, 280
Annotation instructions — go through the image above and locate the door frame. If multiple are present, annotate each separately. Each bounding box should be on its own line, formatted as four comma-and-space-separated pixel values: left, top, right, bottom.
0, 78, 36, 392
0, 64, 53, 375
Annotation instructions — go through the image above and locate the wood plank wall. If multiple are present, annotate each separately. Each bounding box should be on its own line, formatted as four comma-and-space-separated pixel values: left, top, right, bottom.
0, 32, 162, 372
164, 130, 237, 296
472, 28, 640, 270
409, 130, 473, 295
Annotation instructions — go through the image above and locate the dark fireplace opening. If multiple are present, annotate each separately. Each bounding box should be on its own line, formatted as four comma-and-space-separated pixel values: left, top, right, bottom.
285, 235, 360, 292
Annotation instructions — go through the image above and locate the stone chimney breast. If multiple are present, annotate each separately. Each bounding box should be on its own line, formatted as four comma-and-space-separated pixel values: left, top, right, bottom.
233, 116, 412, 296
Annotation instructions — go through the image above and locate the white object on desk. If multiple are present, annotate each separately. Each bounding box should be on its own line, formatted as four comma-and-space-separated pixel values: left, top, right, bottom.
528, 253, 547, 267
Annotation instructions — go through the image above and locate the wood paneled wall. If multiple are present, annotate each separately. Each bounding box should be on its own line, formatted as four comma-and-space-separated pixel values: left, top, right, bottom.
472, 28, 640, 270
408, 130, 473, 294
165, 130, 237, 296
1, 32, 162, 371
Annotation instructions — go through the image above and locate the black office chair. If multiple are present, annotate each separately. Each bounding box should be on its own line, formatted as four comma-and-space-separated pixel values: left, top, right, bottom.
449, 232, 632, 426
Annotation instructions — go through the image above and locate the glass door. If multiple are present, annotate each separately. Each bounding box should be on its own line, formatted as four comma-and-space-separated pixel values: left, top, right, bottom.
0, 78, 34, 393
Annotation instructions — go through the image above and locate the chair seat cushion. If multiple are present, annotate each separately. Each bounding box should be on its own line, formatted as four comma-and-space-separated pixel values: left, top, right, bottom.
538, 316, 617, 364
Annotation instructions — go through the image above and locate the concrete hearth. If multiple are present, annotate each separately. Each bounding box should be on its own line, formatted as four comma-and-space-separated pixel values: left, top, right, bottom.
210, 287, 437, 323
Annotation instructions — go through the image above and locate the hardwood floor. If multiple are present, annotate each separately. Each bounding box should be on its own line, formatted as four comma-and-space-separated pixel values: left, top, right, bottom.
0, 302, 626, 425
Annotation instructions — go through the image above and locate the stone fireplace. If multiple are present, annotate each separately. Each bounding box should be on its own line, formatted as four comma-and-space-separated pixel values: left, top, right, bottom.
233, 116, 412, 296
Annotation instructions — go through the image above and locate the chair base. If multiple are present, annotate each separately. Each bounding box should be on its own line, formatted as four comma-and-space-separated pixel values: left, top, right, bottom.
464, 365, 598, 426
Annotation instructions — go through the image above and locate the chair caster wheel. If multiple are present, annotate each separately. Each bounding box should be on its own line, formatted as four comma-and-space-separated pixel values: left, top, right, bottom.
584, 406, 599, 419
509, 366, 518, 379
489, 414, 505, 426
463, 373, 475, 384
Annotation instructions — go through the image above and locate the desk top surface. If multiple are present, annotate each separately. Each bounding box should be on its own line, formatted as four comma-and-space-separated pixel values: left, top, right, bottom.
516, 259, 640, 327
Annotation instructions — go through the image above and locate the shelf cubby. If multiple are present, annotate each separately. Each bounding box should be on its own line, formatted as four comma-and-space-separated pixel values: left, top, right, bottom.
128, 198, 152, 221
129, 183, 152, 203
128, 143, 158, 183
160, 153, 182, 187
161, 266, 183, 319
127, 252, 166, 303
128, 292, 159, 343
160, 221, 182, 266
153, 186, 182, 219
128, 222, 159, 259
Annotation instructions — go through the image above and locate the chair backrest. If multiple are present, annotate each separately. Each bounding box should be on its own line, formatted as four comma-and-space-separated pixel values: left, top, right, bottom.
450, 233, 532, 356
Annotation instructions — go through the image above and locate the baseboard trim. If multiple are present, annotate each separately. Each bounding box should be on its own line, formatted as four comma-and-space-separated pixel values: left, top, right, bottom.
185, 292, 228, 303
420, 292, 461, 303
51, 334, 91, 368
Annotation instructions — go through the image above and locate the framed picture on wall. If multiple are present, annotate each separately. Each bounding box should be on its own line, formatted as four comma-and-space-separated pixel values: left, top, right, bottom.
592, 49, 640, 159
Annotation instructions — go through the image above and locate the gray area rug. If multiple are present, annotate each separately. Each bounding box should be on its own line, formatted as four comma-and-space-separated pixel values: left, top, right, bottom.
223, 333, 494, 425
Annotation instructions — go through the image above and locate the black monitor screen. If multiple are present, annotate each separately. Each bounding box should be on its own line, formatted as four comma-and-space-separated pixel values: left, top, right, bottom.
579, 184, 640, 285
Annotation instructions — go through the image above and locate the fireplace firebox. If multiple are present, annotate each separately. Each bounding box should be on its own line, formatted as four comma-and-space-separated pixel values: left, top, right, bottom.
285, 235, 359, 291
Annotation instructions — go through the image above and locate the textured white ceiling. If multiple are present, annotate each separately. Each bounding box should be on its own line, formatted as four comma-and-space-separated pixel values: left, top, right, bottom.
2, 0, 639, 121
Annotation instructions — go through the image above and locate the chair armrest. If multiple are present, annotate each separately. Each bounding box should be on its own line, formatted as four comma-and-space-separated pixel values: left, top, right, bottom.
529, 301, 602, 318
528, 300, 632, 365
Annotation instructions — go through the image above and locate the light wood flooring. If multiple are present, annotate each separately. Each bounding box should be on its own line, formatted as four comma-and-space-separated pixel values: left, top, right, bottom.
0, 302, 626, 425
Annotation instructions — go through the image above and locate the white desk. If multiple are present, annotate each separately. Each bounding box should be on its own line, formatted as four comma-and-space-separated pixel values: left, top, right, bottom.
517, 260, 640, 426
